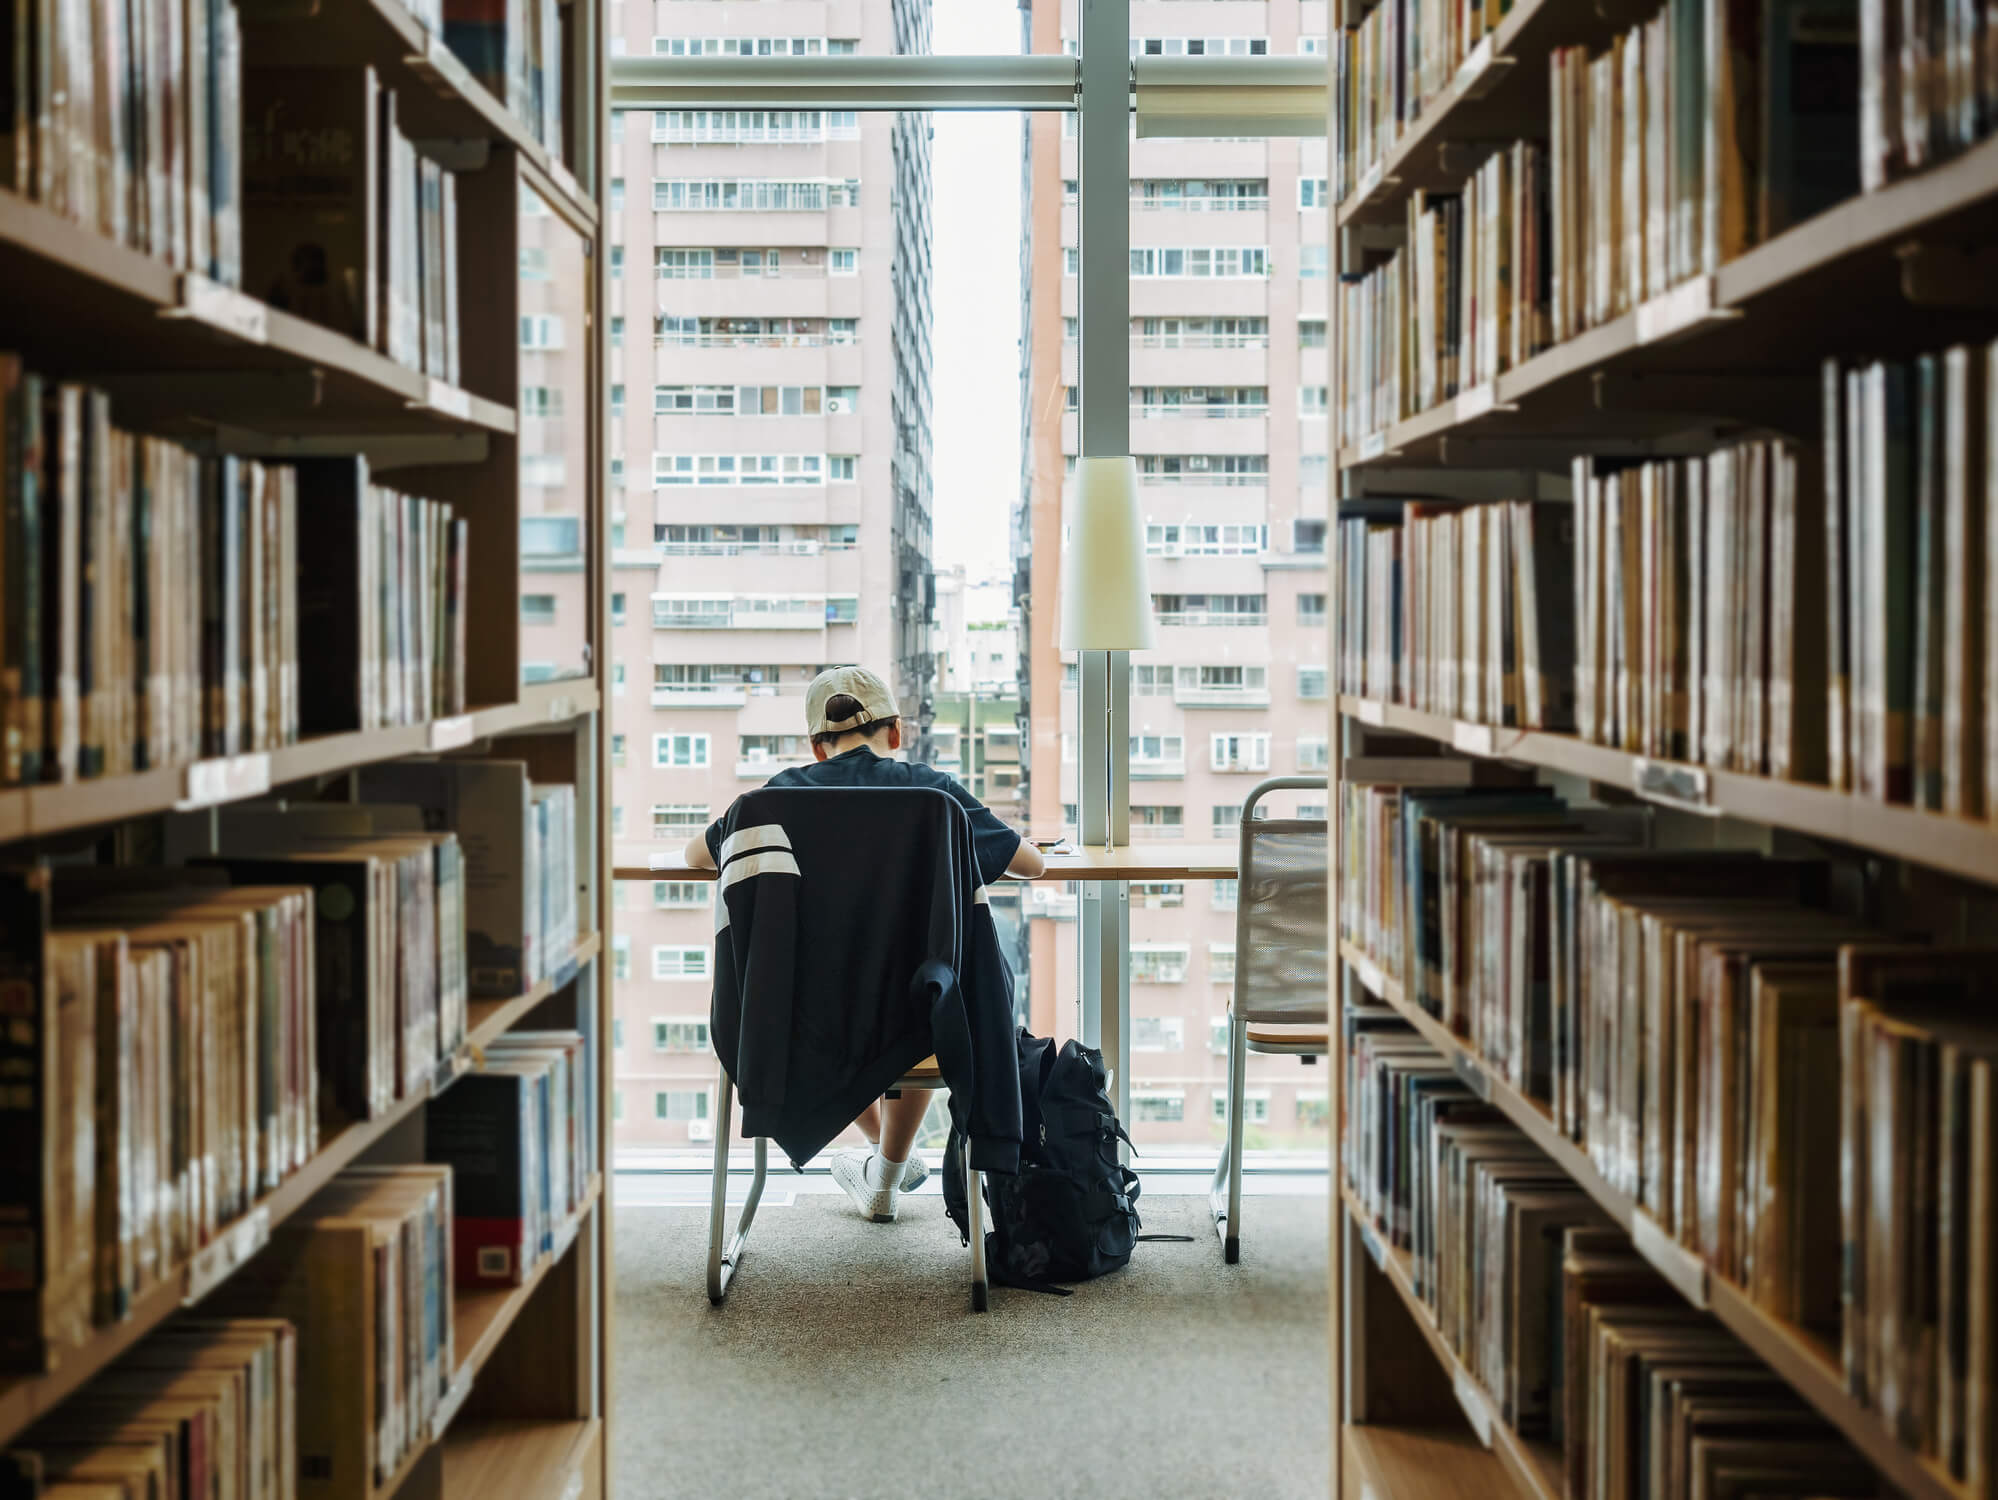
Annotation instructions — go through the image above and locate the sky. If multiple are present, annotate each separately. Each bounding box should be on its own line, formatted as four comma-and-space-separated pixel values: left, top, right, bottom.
925, 0, 1026, 585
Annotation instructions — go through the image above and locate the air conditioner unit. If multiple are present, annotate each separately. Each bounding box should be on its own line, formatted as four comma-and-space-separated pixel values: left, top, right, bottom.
825, 397, 853, 414
688, 1119, 715, 1142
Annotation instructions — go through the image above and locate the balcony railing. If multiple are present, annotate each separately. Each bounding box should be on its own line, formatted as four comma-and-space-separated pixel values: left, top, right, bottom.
651, 127, 861, 146
1132, 403, 1269, 419
1130, 758, 1186, 779
1131, 333, 1271, 348
654, 265, 829, 281
655, 541, 828, 557
651, 685, 749, 708
652, 825, 708, 842
1133, 196, 1270, 211
1155, 611, 1268, 627
1173, 682, 1271, 707
653, 605, 827, 630
654, 333, 852, 349
736, 756, 812, 777
1138, 471, 1269, 486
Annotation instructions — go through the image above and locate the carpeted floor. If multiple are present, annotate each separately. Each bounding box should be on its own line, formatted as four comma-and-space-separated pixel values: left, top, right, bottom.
611, 1188, 1331, 1500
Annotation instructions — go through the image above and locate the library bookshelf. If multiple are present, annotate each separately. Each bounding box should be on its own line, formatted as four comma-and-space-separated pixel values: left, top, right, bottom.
1328, 0, 1998, 1494
0, 0, 612, 1493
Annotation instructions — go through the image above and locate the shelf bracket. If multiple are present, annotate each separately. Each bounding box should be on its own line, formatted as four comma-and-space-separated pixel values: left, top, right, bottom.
1894, 240, 1998, 308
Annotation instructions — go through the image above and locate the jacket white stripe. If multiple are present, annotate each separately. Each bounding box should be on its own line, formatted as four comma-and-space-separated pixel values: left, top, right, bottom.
715, 848, 801, 931
720, 823, 792, 865
973, 886, 990, 905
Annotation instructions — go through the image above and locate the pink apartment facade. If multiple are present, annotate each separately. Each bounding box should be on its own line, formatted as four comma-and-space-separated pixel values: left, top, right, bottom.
1019, 0, 1332, 1151
600, 0, 937, 1150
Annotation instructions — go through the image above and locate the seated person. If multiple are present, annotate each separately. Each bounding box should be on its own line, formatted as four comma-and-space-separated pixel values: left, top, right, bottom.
686, 665, 1043, 1222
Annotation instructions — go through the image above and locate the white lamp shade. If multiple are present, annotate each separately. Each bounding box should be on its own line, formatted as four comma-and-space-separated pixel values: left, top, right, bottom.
1058, 455, 1155, 651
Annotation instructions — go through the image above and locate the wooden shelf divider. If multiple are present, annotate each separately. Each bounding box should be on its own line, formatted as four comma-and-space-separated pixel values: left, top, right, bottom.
0, 934, 602, 1449
1338, 695, 1998, 887
440, 1417, 602, 1500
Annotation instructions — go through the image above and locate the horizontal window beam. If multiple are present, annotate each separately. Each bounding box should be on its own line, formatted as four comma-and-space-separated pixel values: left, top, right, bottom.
610, 55, 1328, 134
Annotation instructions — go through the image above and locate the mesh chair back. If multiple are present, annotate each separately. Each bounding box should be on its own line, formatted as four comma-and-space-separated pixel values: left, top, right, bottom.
1234, 779, 1329, 1024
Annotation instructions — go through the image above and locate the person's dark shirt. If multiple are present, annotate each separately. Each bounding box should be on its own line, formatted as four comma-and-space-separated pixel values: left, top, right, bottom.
704, 747, 1024, 886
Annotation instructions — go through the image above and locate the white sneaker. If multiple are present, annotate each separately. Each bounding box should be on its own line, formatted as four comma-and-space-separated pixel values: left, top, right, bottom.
830, 1150, 898, 1222
899, 1154, 929, 1193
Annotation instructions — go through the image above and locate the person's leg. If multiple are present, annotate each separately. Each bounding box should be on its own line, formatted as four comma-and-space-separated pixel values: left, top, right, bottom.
852, 1100, 881, 1145
878, 1089, 927, 1164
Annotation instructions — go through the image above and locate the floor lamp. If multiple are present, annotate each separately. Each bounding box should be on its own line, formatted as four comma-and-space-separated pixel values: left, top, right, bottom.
1059, 456, 1155, 852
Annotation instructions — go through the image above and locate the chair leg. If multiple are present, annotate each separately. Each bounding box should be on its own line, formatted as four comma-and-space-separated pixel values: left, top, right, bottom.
707, 1067, 768, 1305
966, 1136, 988, 1312
1209, 1011, 1247, 1264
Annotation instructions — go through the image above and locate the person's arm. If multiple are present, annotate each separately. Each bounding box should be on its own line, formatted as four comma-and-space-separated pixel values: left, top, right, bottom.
684, 831, 717, 870
1004, 836, 1045, 879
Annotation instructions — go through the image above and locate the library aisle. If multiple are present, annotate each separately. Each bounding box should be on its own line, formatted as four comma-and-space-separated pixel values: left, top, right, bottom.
612, 1193, 1329, 1499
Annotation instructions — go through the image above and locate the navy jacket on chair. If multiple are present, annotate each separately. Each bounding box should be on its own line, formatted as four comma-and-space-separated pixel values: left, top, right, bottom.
707, 786, 1024, 1174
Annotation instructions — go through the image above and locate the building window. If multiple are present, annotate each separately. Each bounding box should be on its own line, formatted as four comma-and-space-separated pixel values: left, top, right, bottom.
829, 318, 858, 343
1132, 1016, 1184, 1052
1131, 881, 1184, 907
1211, 879, 1239, 912
1129, 733, 1183, 768
1299, 245, 1330, 279
1209, 1018, 1231, 1055
1293, 520, 1328, 554
610, 733, 627, 768
830, 248, 858, 274
1298, 665, 1328, 700
612, 1089, 623, 1120
1132, 1091, 1185, 1124
519, 314, 563, 349
1209, 734, 1270, 772
612, 935, 631, 981
611, 805, 625, 838
519, 247, 550, 281
654, 881, 709, 908
612, 592, 627, 625
610, 177, 624, 213
652, 803, 710, 839
1298, 593, 1327, 626
520, 385, 562, 417
656, 1089, 710, 1122
829, 455, 857, 481
612, 662, 626, 695
1298, 736, 1330, 770
1133, 805, 1184, 835
653, 1017, 710, 1051
1299, 319, 1326, 349
654, 733, 710, 768
825, 596, 859, 623
1297, 1092, 1332, 1126
610, 245, 624, 279
611, 316, 625, 348
1128, 247, 1269, 278
613, 1017, 624, 1049
654, 453, 827, 487
826, 385, 859, 413
1064, 247, 1080, 276
1209, 943, 1237, 983
1299, 177, 1330, 209
652, 178, 842, 212
520, 594, 555, 624
1212, 1092, 1269, 1124
1132, 35, 1268, 55
1133, 664, 1174, 696
1299, 386, 1329, 417
1130, 945, 1190, 983
652, 946, 709, 981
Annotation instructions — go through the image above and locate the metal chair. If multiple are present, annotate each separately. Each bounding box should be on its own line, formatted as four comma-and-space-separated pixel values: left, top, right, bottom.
707, 1058, 989, 1309
1211, 775, 1329, 1264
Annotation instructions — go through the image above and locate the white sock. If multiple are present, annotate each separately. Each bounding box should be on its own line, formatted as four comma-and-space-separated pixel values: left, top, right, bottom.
866, 1151, 906, 1191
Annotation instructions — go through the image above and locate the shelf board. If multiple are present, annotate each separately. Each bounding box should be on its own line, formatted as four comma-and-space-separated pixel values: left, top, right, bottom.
467, 932, 603, 1053
2, 681, 599, 843
452, 1176, 603, 1385
0, 189, 514, 441
1340, 1188, 1562, 1500
241, 0, 597, 231
1343, 1423, 1515, 1500
1337, 695, 1998, 887
0, 933, 601, 1448
1337, 939, 1972, 1500
1338, 133, 1998, 470
441, 1417, 601, 1500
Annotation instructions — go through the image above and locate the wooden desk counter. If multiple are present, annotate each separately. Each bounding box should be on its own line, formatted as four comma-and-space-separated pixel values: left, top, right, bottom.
612, 841, 1239, 883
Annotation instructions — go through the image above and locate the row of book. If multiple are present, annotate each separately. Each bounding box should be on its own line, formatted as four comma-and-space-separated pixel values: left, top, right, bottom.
0, 868, 321, 1370
1570, 440, 1827, 778
1336, 780, 1998, 1492
427, 1028, 590, 1287
209, 1165, 453, 1498
1336, 0, 1864, 443
293, 458, 469, 736
1345, 1011, 1881, 1497
0, 360, 302, 783
4, 0, 246, 285
1335, 501, 1575, 729
444, 0, 567, 163
1861, 0, 1998, 189
7, 1317, 295, 1499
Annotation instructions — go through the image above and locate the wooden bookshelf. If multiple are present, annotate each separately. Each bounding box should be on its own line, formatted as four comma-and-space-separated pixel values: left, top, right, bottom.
0, 0, 611, 1486
1336, 931, 1972, 1500
0, 935, 603, 1449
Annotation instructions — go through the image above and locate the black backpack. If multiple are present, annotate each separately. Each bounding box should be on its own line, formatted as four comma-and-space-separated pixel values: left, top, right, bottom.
944, 1030, 1174, 1292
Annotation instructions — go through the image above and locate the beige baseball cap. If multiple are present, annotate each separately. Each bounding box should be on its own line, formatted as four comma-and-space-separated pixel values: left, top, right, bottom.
805, 665, 900, 735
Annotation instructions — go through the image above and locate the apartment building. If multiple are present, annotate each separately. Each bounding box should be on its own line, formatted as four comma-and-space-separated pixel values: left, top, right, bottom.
1017, 0, 1332, 1150
606, 0, 936, 1150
